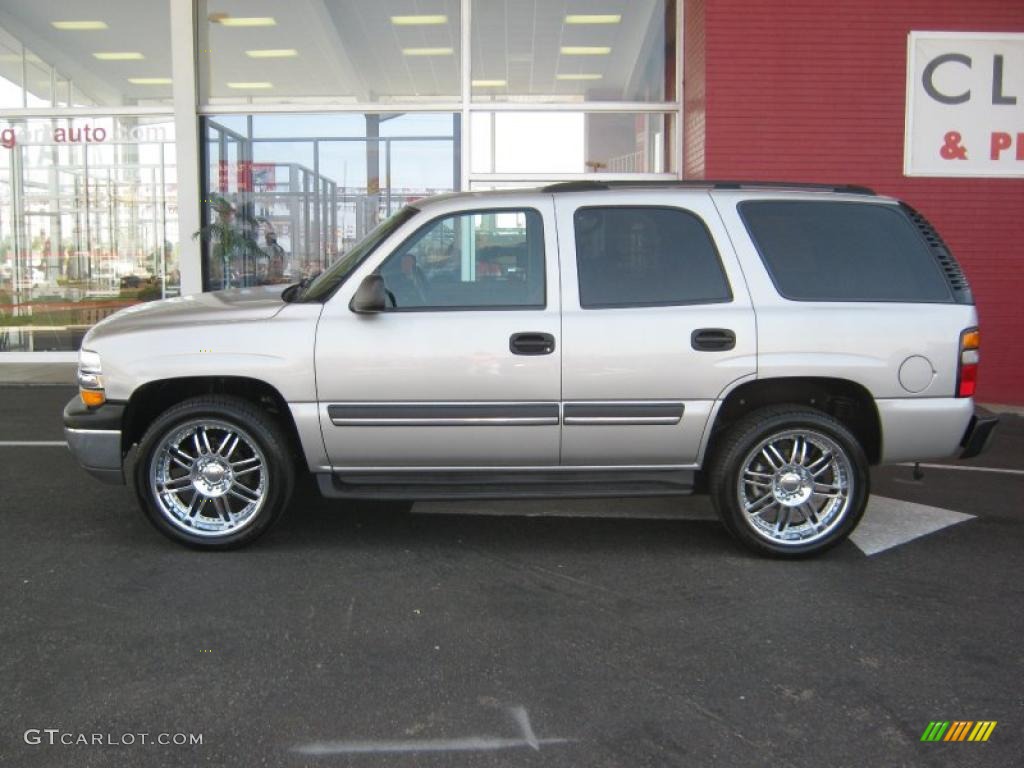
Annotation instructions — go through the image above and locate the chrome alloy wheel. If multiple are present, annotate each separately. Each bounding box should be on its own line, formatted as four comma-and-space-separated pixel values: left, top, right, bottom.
149, 419, 268, 538
736, 429, 853, 547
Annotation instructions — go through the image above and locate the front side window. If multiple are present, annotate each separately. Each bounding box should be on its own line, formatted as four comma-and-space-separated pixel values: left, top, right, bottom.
377, 209, 545, 310
574, 207, 732, 308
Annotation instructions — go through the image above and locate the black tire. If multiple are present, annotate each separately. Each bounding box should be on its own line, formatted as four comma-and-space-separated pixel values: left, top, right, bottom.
133, 395, 295, 549
708, 406, 869, 558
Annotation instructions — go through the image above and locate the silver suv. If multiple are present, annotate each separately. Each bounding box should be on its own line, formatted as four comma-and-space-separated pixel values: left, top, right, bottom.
64, 181, 998, 556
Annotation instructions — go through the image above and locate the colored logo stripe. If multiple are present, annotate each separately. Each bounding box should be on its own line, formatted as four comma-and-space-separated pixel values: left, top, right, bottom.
969, 721, 997, 742
944, 721, 972, 741
920, 721, 996, 742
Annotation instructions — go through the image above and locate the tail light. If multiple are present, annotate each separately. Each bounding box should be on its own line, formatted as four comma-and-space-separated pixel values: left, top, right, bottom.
957, 327, 980, 398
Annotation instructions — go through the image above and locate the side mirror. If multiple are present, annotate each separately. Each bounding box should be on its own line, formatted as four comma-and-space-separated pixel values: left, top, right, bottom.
350, 274, 388, 314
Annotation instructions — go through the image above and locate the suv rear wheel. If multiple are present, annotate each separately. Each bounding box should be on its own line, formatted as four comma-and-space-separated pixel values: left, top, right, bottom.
133, 395, 294, 549
709, 407, 869, 557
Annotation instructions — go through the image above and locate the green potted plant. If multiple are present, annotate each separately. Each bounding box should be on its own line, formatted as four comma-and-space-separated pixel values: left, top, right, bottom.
193, 195, 267, 289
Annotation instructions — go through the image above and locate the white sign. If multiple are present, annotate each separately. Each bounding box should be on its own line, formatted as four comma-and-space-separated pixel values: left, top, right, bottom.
905, 31, 1024, 177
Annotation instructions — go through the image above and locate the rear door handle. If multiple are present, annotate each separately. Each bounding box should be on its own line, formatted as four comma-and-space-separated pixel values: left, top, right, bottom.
691, 328, 736, 351
510, 332, 556, 356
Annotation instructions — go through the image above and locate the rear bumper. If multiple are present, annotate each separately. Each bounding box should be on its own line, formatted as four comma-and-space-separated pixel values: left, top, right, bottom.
63, 396, 126, 485
959, 414, 999, 460
876, 397, 974, 463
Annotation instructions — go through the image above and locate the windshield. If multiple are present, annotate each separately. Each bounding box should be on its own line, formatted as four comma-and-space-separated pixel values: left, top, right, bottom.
298, 206, 419, 302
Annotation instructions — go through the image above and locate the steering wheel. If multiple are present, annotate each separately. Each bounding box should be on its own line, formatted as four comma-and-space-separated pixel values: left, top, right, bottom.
410, 273, 428, 305
380, 271, 426, 308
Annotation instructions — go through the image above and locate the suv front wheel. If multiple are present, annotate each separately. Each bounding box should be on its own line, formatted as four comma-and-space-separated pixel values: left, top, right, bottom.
709, 407, 869, 557
133, 395, 295, 549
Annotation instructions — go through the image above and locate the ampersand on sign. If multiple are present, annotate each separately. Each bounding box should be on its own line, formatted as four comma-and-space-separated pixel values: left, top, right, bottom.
940, 131, 968, 160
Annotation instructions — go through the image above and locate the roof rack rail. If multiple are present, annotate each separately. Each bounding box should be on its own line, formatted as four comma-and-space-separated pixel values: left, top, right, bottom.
541, 180, 876, 195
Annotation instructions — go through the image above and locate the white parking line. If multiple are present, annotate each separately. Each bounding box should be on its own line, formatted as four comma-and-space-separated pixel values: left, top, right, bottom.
898, 462, 1024, 477
292, 706, 569, 756
293, 736, 570, 756
850, 497, 974, 555
0, 441, 67, 447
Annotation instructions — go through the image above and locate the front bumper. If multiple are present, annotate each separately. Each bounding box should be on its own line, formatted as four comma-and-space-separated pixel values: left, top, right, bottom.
63, 397, 126, 485
959, 414, 999, 460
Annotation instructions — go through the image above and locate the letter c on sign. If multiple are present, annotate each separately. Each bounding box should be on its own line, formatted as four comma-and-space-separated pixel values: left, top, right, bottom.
923, 53, 972, 105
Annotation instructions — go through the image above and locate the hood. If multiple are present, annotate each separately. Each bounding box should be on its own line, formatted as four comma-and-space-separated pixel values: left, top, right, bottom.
84, 285, 289, 344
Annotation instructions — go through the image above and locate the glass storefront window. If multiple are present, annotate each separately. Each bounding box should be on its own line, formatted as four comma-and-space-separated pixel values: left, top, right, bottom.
198, 1, 461, 106
0, 0, 683, 357
0, 116, 178, 352
471, 0, 675, 103
471, 112, 675, 174
201, 113, 457, 291
0, 1, 173, 107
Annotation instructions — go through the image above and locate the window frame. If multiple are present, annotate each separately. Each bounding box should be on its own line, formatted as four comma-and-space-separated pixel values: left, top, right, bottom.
572, 204, 734, 310
737, 200, 955, 305
374, 206, 548, 313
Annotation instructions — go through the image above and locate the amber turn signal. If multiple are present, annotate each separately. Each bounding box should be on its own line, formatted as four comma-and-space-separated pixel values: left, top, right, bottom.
80, 388, 106, 407
961, 329, 980, 350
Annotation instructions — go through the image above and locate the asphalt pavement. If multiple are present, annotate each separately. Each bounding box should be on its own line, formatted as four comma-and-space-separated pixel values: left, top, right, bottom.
1, 386, 1021, 767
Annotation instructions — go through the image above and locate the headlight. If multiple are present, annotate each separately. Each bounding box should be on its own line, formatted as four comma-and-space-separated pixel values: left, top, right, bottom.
77, 349, 105, 407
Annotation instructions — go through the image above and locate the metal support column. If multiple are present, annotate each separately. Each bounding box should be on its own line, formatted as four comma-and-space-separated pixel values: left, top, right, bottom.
170, 0, 203, 295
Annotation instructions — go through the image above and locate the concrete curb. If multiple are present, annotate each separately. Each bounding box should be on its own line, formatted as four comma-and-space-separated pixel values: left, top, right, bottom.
0, 363, 76, 385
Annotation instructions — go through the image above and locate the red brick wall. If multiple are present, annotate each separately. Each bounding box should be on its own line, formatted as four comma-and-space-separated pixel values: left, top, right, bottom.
699, 0, 1024, 404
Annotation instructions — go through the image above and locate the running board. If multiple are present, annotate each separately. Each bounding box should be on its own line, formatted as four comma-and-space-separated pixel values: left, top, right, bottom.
316, 469, 695, 501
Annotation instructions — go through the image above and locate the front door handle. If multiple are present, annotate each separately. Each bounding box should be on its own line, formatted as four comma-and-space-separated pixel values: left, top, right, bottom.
510, 332, 556, 356
691, 328, 736, 351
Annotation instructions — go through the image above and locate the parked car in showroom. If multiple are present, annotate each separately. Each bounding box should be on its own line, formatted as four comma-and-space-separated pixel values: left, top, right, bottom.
64, 181, 997, 556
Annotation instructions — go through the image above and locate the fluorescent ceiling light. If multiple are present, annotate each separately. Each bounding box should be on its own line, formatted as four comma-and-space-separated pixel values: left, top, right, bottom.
227, 81, 274, 89
391, 15, 448, 25
565, 14, 622, 24
52, 21, 108, 31
556, 73, 603, 80
402, 47, 453, 56
560, 46, 611, 55
213, 16, 277, 27
246, 49, 298, 58
93, 52, 144, 60
472, 79, 507, 87
128, 77, 172, 85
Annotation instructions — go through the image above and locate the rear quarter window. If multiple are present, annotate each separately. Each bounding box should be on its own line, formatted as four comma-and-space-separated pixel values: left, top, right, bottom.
739, 201, 953, 303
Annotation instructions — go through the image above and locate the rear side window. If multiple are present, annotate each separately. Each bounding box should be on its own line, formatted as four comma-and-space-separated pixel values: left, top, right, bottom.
573, 207, 732, 308
739, 201, 953, 303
